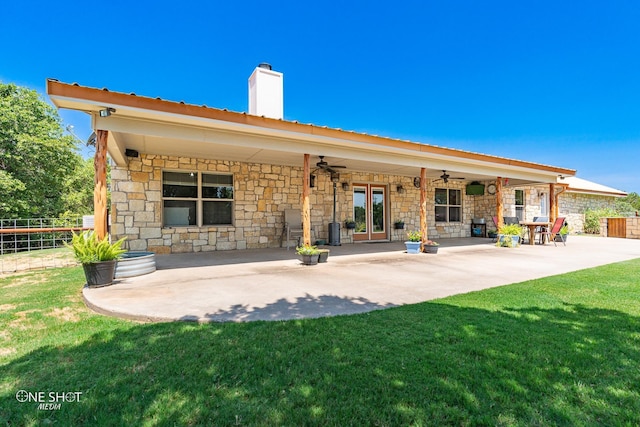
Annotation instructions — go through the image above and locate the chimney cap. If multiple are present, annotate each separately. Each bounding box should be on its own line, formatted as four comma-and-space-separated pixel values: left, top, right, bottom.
258, 62, 272, 70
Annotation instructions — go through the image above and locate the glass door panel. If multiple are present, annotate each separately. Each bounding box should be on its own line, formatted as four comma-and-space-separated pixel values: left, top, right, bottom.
354, 187, 367, 232
353, 184, 388, 241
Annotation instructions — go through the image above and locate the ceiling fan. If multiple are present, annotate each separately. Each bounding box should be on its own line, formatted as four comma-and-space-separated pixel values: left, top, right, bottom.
432, 170, 465, 184
316, 156, 347, 174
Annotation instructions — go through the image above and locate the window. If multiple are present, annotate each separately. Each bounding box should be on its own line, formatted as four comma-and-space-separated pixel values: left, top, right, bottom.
515, 189, 525, 221
162, 171, 233, 226
435, 188, 462, 222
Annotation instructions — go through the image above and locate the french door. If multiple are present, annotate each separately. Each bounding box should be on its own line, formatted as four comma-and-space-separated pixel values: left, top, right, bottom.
353, 184, 388, 241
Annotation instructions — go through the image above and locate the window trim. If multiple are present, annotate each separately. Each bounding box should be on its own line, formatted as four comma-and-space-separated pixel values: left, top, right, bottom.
162, 170, 234, 227
435, 188, 462, 223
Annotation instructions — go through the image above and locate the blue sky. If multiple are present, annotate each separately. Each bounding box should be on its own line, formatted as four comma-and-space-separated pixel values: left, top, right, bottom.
2, 1, 639, 193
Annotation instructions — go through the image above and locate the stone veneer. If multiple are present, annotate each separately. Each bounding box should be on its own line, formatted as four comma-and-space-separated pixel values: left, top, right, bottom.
599, 217, 640, 239
110, 155, 483, 253
110, 154, 619, 253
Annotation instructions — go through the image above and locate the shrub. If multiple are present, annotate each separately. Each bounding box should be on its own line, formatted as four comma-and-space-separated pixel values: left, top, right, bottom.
584, 208, 619, 234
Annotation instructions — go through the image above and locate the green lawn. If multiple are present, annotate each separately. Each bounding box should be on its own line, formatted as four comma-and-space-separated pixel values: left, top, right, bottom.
1, 260, 639, 426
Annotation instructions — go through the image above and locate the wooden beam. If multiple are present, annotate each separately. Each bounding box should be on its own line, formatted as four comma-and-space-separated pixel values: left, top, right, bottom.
420, 168, 428, 252
302, 154, 311, 246
496, 177, 504, 228
549, 183, 557, 223
94, 130, 109, 240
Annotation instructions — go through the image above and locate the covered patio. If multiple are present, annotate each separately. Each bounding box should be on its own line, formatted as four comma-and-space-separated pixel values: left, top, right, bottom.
47, 73, 575, 255
83, 235, 640, 322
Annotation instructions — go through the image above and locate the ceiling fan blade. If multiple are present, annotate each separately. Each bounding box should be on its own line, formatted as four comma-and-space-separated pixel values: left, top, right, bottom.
328, 165, 346, 169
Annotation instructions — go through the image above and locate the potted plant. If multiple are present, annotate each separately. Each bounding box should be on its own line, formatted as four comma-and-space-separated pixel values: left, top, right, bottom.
344, 219, 356, 230
555, 225, 569, 242
296, 245, 320, 265
496, 223, 523, 248
66, 230, 127, 287
405, 231, 422, 254
423, 239, 439, 254
394, 219, 405, 230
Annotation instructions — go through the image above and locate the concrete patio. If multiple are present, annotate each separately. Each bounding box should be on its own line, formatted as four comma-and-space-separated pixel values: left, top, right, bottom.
83, 236, 640, 323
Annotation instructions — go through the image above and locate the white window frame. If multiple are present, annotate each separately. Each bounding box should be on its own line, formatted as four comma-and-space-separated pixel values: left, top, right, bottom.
162, 170, 234, 227
435, 188, 462, 223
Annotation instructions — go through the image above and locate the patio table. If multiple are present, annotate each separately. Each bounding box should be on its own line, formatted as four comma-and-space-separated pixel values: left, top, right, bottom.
520, 221, 551, 245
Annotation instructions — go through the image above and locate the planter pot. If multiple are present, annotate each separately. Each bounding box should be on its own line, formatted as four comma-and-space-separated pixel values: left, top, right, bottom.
300, 254, 319, 265
424, 245, 439, 254
345, 222, 356, 230
405, 241, 421, 254
318, 249, 330, 263
115, 251, 156, 279
555, 234, 568, 242
83, 260, 117, 288
498, 235, 520, 248
394, 223, 405, 230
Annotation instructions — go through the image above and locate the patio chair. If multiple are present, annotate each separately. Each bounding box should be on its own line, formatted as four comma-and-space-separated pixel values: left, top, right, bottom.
532, 216, 548, 244
284, 209, 304, 250
541, 217, 567, 246
491, 216, 499, 242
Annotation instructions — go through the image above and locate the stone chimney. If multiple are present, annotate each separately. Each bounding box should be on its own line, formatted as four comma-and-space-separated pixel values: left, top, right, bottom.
248, 63, 283, 119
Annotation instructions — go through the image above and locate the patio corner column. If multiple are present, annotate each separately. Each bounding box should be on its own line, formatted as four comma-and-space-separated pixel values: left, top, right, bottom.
94, 129, 109, 240
420, 167, 428, 252
496, 177, 504, 228
302, 154, 311, 246
549, 183, 556, 223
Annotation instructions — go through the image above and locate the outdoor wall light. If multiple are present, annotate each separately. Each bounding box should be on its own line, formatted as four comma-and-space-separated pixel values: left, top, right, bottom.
99, 107, 116, 117
341, 182, 349, 191
396, 184, 404, 194
310, 174, 316, 188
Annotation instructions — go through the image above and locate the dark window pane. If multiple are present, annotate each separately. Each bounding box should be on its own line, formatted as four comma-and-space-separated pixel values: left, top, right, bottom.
435, 206, 447, 222
163, 171, 197, 198
449, 189, 461, 206
515, 190, 524, 206
163, 200, 196, 226
435, 189, 447, 205
202, 174, 234, 199
203, 201, 233, 225
449, 207, 461, 222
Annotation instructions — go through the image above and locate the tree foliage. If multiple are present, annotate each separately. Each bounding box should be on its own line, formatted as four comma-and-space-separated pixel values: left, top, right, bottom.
0, 83, 86, 218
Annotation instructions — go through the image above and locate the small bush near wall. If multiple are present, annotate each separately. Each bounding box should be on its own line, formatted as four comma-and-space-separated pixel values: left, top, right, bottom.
584, 208, 619, 234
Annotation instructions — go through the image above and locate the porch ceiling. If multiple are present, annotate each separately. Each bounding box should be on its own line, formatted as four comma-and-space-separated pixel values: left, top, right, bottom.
48, 79, 575, 185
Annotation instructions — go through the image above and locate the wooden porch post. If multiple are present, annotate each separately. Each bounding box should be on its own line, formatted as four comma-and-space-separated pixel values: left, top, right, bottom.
496, 177, 504, 228
420, 167, 428, 252
302, 154, 311, 246
549, 183, 556, 223
94, 130, 109, 240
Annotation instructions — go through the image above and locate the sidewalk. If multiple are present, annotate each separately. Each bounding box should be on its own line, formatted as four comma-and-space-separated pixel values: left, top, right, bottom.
83, 236, 640, 322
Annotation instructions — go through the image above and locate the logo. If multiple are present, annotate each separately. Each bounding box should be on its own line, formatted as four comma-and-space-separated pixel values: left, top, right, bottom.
15, 390, 82, 410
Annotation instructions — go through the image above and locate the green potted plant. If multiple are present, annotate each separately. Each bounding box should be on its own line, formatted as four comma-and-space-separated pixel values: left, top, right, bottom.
296, 245, 320, 265
496, 223, 523, 248
423, 239, 439, 254
394, 219, 405, 230
66, 230, 127, 287
555, 225, 569, 242
405, 231, 422, 254
344, 219, 356, 230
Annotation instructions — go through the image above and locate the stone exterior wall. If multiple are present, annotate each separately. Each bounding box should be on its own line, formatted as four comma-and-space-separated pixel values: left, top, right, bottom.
598, 217, 640, 239
111, 157, 623, 253
110, 155, 483, 253
558, 192, 618, 233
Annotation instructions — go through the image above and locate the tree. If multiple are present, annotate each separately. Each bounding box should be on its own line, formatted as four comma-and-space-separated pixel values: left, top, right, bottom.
0, 83, 83, 218
618, 192, 640, 213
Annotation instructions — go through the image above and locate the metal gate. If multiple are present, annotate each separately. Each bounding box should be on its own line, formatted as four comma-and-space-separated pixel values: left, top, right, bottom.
607, 218, 627, 238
